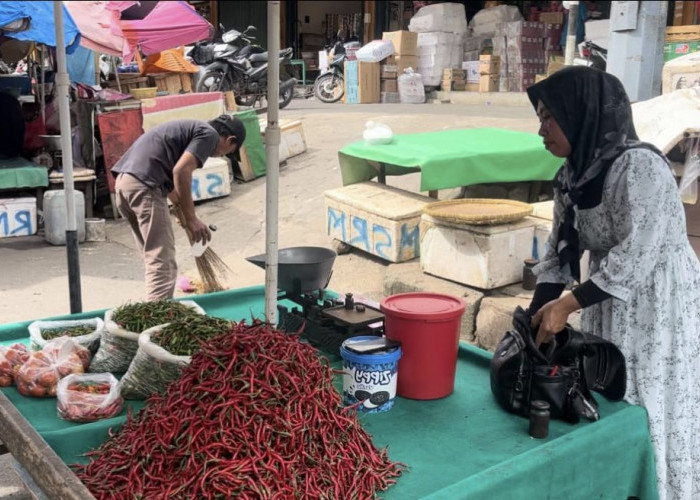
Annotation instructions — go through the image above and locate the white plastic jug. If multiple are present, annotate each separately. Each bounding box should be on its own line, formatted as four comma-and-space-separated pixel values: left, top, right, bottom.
43, 190, 86, 245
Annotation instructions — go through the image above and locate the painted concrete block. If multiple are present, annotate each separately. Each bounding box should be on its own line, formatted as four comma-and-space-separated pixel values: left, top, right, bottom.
420, 214, 536, 289
0, 197, 36, 239
192, 157, 231, 202
324, 182, 432, 263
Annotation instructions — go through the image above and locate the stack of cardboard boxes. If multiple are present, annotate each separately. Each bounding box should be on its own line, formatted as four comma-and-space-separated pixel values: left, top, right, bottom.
478, 55, 500, 92
442, 68, 466, 91
381, 31, 418, 103
344, 61, 380, 104
664, 25, 700, 62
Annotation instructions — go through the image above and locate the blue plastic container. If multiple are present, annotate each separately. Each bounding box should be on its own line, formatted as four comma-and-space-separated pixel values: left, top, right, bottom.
339, 336, 402, 413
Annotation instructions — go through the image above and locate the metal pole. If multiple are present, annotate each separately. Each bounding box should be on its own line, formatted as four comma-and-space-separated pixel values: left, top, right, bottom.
564, 1, 579, 66
54, 1, 82, 313
265, 0, 281, 324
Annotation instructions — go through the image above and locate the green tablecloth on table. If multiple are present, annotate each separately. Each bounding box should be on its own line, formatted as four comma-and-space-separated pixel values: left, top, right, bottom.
338, 128, 564, 192
0, 286, 658, 499
0, 157, 49, 189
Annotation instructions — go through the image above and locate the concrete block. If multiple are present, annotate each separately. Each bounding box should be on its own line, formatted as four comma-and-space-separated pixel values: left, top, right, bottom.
384, 260, 484, 343
475, 295, 532, 351
420, 214, 536, 290
325, 182, 433, 263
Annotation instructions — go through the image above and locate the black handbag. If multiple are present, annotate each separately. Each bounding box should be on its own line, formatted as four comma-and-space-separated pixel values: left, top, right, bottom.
490, 307, 626, 424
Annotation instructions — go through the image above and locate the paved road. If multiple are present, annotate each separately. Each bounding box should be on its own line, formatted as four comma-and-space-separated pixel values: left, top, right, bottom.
0, 98, 539, 324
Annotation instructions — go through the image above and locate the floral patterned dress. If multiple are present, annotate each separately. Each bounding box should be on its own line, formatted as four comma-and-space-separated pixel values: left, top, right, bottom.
536, 148, 700, 500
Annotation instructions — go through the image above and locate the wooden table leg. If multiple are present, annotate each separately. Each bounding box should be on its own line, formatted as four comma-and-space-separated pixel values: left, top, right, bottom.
85, 181, 94, 218
428, 190, 438, 199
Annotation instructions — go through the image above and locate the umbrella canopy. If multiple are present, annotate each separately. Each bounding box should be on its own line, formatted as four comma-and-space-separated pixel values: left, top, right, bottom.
0, 1, 80, 53
65, 0, 212, 61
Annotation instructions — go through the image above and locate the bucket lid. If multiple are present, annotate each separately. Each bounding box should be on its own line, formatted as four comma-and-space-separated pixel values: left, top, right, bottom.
380, 292, 466, 320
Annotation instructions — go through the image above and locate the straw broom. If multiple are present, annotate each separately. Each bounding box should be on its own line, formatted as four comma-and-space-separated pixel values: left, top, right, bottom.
171, 204, 231, 293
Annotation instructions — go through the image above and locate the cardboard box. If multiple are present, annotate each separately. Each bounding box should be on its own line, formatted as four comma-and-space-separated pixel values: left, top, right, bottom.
479, 55, 501, 75
381, 64, 398, 79
443, 68, 466, 80
451, 82, 467, 91
325, 182, 433, 262
664, 41, 700, 62
478, 74, 499, 92
466, 83, 479, 92
344, 61, 380, 104
0, 197, 37, 238
381, 79, 398, 93
384, 55, 419, 75
380, 91, 400, 103
547, 55, 566, 76
538, 12, 564, 25
382, 30, 418, 56
535, 74, 547, 83
666, 25, 700, 42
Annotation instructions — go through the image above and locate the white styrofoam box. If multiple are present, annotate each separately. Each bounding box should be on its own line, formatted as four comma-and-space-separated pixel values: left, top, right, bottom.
463, 61, 480, 83
420, 213, 536, 289
469, 5, 522, 36
324, 182, 433, 263
533, 220, 552, 263
0, 197, 36, 238
417, 31, 460, 48
44, 191, 85, 245
192, 157, 231, 202
258, 119, 308, 162
530, 200, 554, 221
355, 39, 395, 63
663, 52, 700, 94
409, 3, 468, 34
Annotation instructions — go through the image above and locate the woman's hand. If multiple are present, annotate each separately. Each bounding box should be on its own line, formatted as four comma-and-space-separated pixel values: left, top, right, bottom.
531, 293, 581, 347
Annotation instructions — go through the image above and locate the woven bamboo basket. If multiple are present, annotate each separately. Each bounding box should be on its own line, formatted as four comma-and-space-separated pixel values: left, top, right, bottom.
423, 198, 533, 225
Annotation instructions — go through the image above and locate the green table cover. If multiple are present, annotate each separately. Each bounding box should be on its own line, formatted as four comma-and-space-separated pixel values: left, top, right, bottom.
338, 128, 564, 192
0, 157, 49, 190
0, 286, 658, 499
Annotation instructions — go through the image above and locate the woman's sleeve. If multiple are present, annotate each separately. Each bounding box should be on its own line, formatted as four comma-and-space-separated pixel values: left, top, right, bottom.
533, 186, 574, 285
588, 149, 676, 302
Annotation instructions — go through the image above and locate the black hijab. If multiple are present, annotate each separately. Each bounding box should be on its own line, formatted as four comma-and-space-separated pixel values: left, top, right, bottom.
526, 66, 666, 282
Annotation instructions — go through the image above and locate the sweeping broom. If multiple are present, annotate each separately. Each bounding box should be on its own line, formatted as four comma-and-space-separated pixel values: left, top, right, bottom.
171, 204, 231, 293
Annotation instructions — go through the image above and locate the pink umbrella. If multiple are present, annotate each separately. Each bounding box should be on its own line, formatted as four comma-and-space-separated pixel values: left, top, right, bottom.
65, 0, 212, 61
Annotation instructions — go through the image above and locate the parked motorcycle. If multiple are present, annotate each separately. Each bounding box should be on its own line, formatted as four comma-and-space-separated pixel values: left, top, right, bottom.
313, 40, 348, 104
188, 25, 260, 66
196, 44, 296, 109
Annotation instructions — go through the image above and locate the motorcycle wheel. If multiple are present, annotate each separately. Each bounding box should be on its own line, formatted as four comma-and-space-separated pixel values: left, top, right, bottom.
279, 86, 294, 109
235, 94, 257, 107
196, 70, 229, 92
314, 73, 344, 103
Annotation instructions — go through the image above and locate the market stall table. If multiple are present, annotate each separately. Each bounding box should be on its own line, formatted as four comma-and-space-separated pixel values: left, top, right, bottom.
338, 128, 563, 197
0, 286, 657, 499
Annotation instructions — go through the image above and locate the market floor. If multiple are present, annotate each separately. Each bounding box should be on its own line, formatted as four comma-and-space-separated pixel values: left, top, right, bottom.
0, 99, 538, 324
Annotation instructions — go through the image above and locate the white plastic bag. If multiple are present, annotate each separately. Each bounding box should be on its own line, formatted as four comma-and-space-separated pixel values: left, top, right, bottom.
355, 40, 394, 63
679, 136, 700, 204
15, 338, 88, 398
89, 300, 205, 374
119, 324, 191, 400
363, 121, 394, 145
398, 69, 426, 104
28, 318, 103, 354
57, 373, 123, 422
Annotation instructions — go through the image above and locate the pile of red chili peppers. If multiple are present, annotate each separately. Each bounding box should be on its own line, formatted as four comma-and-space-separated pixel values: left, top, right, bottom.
74, 321, 404, 499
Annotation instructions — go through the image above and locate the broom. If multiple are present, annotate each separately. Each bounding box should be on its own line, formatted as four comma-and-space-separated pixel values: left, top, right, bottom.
171, 204, 231, 293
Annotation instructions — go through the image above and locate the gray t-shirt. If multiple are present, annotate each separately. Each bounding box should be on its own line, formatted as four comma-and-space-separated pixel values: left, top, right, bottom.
112, 119, 219, 194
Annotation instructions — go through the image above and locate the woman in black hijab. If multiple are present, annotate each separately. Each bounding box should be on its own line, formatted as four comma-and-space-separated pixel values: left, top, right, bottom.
525, 66, 700, 499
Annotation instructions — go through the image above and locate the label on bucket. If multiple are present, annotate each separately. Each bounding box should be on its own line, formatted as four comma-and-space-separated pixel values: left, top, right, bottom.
342, 360, 398, 414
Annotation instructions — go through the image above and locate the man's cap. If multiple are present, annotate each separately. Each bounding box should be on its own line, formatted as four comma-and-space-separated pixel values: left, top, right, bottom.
212, 114, 246, 145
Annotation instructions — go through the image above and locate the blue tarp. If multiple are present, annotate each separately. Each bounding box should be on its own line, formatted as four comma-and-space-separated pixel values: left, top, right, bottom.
0, 1, 81, 53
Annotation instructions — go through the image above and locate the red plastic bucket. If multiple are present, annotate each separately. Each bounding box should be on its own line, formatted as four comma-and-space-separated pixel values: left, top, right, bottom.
380, 292, 466, 400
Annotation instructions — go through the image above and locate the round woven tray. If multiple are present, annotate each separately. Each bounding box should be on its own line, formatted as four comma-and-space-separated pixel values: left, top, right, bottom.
423, 198, 533, 225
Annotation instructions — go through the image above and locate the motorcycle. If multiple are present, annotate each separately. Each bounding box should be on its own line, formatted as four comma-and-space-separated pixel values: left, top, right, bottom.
188, 24, 261, 66
196, 45, 297, 109
313, 40, 348, 104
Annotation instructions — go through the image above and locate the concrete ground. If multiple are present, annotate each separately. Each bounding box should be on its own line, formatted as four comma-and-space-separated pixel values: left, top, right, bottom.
0, 98, 539, 325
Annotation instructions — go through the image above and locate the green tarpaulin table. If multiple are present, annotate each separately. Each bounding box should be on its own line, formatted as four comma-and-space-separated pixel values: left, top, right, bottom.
338, 128, 564, 192
0, 286, 658, 499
